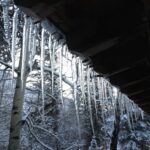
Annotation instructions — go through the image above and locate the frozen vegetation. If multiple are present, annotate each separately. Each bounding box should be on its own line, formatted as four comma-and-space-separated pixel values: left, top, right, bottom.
0, 0, 150, 149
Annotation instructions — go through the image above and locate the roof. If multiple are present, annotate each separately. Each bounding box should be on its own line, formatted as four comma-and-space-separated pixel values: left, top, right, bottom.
14, 0, 150, 114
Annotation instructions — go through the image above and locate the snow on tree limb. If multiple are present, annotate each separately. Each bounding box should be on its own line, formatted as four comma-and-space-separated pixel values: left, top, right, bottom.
25, 119, 55, 150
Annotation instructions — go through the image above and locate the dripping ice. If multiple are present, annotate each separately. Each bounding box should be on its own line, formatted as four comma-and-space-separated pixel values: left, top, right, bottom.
11, 8, 19, 78
1, 0, 10, 40
41, 28, 45, 120
0, 3, 146, 148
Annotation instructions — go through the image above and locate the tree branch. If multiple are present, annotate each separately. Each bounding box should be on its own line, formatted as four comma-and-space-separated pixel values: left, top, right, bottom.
27, 117, 61, 142
25, 119, 55, 150
0, 60, 18, 73
44, 67, 73, 88
26, 87, 58, 102
65, 143, 86, 150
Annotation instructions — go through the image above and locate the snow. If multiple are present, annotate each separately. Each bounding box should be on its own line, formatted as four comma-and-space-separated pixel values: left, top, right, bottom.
0, 2, 149, 149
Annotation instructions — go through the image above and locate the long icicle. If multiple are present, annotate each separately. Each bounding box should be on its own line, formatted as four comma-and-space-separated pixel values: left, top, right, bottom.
28, 19, 33, 72
48, 35, 52, 67
92, 70, 98, 120
59, 44, 64, 106
51, 39, 56, 96
87, 66, 95, 136
80, 60, 86, 104
11, 8, 19, 78
101, 78, 106, 122
30, 25, 37, 68
72, 56, 81, 141
41, 28, 45, 121
97, 77, 104, 123
21, 15, 28, 89
1, 0, 10, 40
124, 96, 132, 130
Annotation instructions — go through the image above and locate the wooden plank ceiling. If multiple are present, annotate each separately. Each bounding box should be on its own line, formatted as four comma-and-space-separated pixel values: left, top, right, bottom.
14, 0, 150, 114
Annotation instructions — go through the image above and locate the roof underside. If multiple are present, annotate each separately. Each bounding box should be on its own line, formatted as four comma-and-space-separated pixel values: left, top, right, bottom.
14, 0, 150, 114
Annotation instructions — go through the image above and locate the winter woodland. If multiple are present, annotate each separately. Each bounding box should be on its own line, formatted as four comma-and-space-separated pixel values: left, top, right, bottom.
0, 0, 150, 150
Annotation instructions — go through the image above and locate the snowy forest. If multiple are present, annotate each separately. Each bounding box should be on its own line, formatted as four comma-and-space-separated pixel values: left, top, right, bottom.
0, 0, 150, 150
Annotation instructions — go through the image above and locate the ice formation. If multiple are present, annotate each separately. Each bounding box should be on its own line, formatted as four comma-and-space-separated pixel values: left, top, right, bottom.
0, 2, 146, 148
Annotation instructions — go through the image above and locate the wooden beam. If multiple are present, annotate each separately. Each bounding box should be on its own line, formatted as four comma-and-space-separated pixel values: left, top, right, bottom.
105, 67, 130, 78
110, 66, 150, 86
83, 37, 120, 57
143, 0, 150, 12
128, 88, 150, 97
121, 80, 150, 94
129, 89, 150, 100
134, 95, 150, 102
121, 75, 150, 88
16, 0, 65, 18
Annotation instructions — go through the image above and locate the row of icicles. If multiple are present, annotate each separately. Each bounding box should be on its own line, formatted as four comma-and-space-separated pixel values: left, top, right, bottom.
1, 1, 145, 149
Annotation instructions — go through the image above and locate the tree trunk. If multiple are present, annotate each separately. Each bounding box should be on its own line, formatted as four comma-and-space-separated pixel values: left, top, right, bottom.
8, 48, 29, 150
8, 69, 27, 150
0, 69, 7, 106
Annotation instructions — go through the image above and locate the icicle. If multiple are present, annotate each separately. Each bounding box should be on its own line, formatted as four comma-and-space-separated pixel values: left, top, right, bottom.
81, 62, 86, 104
126, 98, 135, 129
48, 35, 52, 67
102, 79, 107, 118
11, 8, 19, 78
78, 59, 82, 90
28, 19, 34, 71
59, 44, 64, 106
104, 81, 110, 116
72, 57, 81, 140
97, 76, 101, 100
66, 48, 72, 76
132, 103, 138, 122
107, 83, 112, 100
119, 95, 123, 118
103, 79, 107, 100
78, 59, 85, 105
97, 77, 105, 122
87, 66, 95, 136
1, 0, 10, 40
21, 15, 29, 89
124, 96, 132, 130
122, 95, 126, 116
129, 100, 135, 129
101, 79, 105, 106
106, 83, 113, 117
71, 56, 74, 82
51, 39, 56, 96
40, 28, 45, 121
92, 70, 98, 120
140, 108, 144, 120
30, 25, 37, 66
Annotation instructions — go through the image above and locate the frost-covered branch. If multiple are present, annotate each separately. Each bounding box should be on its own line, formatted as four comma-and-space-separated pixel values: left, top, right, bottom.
26, 87, 58, 102
65, 143, 86, 150
34, 66, 73, 88
0, 59, 18, 73
27, 117, 61, 142
25, 119, 55, 150
44, 66, 73, 88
